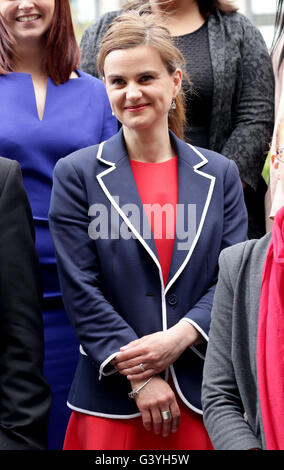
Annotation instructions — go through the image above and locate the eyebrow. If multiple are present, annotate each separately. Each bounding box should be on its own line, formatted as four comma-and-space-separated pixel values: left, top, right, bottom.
106, 70, 158, 80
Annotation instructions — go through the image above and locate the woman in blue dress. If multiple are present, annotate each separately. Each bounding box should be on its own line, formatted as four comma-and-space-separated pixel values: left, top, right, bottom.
0, 0, 117, 449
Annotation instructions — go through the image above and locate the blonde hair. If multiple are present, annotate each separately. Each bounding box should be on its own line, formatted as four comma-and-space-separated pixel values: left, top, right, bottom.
97, 10, 190, 139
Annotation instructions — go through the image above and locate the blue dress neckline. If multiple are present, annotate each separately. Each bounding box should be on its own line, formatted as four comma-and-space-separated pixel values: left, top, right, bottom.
5, 69, 83, 121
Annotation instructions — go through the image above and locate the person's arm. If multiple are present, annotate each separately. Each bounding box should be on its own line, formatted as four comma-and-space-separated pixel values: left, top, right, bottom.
80, 22, 100, 77
80, 12, 120, 78
48, 155, 140, 380
0, 160, 51, 450
114, 159, 248, 379
221, 17, 274, 191
201, 248, 262, 450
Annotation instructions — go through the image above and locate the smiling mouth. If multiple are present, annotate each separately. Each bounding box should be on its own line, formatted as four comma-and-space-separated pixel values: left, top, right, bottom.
16, 15, 41, 23
125, 104, 151, 111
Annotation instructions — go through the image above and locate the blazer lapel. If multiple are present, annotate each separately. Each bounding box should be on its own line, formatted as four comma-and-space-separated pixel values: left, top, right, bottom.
96, 130, 215, 289
166, 135, 216, 292
96, 129, 160, 270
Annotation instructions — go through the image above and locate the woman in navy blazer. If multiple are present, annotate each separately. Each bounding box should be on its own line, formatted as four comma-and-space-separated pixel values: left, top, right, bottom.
49, 11, 247, 450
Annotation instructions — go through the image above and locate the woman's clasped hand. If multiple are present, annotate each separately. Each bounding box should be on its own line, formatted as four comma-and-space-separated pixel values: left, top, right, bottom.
114, 321, 201, 380
129, 375, 180, 437
113, 321, 201, 435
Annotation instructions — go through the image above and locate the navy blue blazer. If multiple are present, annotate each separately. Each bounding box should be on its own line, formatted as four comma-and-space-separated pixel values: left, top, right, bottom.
49, 129, 248, 418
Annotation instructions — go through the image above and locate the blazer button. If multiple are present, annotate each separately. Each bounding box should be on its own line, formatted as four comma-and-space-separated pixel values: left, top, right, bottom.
168, 294, 177, 306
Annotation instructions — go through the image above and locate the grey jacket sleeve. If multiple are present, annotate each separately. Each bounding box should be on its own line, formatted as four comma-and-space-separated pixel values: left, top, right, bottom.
220, 14, 274, 190
201, 246, 262, 450
80, 11, 120, 77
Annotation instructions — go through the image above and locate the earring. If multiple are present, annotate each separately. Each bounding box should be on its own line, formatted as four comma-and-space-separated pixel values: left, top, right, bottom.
171, 99, 176, 110
112, 111, 115, 116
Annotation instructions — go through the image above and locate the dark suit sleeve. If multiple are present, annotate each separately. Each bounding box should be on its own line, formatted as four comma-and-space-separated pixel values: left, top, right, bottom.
0, 160, 51, 450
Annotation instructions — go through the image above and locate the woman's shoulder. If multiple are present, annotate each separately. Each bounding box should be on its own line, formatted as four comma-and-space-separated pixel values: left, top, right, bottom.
219, 233, 272, 272
75, 70, 104, 87
213, 8, 262, 35
68, 71, 109, 103
191, 145, 236, 173
0, 157, 21, 196
82, 10, 121, 40
0, 155, 14, 173
216, 8, 252, 24
54, 143, 101, 173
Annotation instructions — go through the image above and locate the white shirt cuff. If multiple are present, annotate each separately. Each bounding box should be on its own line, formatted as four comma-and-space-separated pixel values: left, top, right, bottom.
99, 351, 120, 380
179, 318, 208, 360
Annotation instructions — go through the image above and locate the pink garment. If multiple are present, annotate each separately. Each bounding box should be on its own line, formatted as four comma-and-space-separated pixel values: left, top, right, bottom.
257, 205, 284, 450
265, 36, 284, 230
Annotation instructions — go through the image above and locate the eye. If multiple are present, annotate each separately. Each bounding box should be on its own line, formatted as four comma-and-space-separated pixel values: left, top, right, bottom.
140, 75, 154, 83
111, 78, 125, 86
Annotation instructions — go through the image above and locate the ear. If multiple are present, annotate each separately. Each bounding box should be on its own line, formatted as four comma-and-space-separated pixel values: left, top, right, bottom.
172, 68, 182, 97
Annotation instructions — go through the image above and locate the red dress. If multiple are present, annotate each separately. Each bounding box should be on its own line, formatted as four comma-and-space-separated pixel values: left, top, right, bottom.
63, 156, 213, 450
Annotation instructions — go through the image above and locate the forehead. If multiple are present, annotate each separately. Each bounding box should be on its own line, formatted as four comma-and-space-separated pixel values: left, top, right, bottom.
104, 45, 168, 76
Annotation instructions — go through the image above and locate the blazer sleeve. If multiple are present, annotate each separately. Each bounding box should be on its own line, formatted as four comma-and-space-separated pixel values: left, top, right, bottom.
221, 18, 274, 190
202, 246, 262, 449
49, 157, 139, 379
0, 159, 51, 450
182, 159, 248, 341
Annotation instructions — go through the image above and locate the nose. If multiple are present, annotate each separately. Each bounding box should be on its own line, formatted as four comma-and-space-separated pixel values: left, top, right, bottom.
18, 1, 35, 10
126, 82, 142, 101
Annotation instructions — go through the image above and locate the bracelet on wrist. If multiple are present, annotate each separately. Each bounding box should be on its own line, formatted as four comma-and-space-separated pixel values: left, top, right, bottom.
128, 376, 153, 399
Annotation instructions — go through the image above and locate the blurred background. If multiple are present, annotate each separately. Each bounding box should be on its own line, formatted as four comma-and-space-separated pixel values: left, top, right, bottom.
70, 0, 277, 48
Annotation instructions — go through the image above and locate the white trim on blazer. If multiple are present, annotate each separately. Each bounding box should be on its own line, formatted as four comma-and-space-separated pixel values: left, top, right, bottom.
87, 140, 216, 414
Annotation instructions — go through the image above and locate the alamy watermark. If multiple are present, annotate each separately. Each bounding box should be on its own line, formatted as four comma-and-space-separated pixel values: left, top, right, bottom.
88, 196, 197, 251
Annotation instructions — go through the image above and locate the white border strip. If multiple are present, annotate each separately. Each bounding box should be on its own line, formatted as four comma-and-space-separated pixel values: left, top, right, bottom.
180, 318, 209, 342
96, 146, 167, 331
94, 141, 214, 414
67, 401, 141, 419
169, 366, 203, 415
165, 144, 215, 295
99, 352, 120, 380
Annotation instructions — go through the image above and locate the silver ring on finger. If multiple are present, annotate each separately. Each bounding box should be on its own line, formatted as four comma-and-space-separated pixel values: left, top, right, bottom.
161, 410, 172, 421
139, 363, 145, 372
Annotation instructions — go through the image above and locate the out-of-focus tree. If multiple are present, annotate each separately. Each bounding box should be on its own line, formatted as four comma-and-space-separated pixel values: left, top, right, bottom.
70, 3, 93, 44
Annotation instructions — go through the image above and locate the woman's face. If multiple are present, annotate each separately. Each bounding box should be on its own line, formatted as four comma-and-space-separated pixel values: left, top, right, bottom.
104, 45, 182, 134
0, 0, 55, 43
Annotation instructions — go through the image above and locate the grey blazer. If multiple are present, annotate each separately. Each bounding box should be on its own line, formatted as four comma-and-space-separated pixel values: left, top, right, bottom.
80, 8, 274, 192
201, 233, 272, 450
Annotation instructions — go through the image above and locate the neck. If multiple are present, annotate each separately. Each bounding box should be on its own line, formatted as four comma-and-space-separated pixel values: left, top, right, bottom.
150, 0, 199, 15
13, 39, 47, 78
150, 0, 204, 36
123, 124, 175, 163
